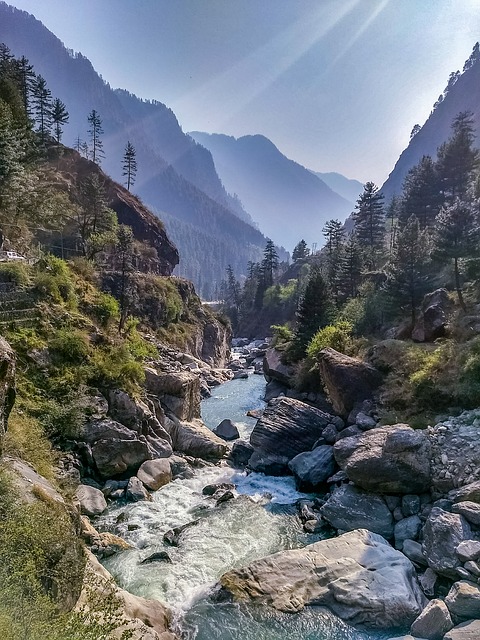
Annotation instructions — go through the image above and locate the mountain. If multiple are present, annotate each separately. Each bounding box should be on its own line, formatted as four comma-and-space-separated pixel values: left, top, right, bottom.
0, 2, 276, 297
312, 172, 363, 205
381, 43, 480, 201
189, 132, 353, 251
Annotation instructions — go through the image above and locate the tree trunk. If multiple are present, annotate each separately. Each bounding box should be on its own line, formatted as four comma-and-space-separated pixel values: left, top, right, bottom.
454, 256, 466, 311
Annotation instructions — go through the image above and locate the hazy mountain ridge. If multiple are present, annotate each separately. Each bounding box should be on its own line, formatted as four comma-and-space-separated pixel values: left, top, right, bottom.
312, 172, 363, 204
0, 1, 271, 295
189, 131, 353, 251
381, 45, 480, 200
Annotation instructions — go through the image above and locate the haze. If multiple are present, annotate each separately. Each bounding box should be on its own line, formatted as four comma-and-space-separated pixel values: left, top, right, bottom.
7, 0, 480, 184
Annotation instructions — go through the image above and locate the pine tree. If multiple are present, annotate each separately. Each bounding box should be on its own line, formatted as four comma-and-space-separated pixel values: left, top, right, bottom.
433, 199, 480, 310
323, 219, 345, 302
291, 264, 334, 359
292, 239, 310, 263
87, 109, 104, 164
115, 224, 135, 331
353, 182, 385, 270
50, 98, 69, 143
436, 112, 479, 202
122, 141, 137, 191
338, 233, 363, 301
262, 239, 279, 288
384, 215, 432, 324
16, 56, 35, 118
399, 155, 442, 229
32, 75, 52, 144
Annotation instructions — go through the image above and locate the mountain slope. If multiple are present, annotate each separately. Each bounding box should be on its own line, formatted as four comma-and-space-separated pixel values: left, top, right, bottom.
0, 2, 270, 295
381, 44, 480, 200
189, 132, 353, 251
313, 172, 363, 204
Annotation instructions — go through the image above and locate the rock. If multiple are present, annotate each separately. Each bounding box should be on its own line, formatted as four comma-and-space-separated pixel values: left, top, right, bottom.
78, 551, 174, 639
412, 288, 453, 342
334, 424, 431, 494
80, 417, 138, 444
410, 599, 453, 640
92, 438, 151, 478
320, 484, 394, 538
202, 483, 235, 496
335, 424, 362, 440
355, 411, 377, 430
444, 620, 480, 639
75, 484, 107, 516
403, 495, 421, 517
288, 446, 336, 489
86, 389, 109, 419
264, 379, 288, 402
316, 348, 383, 416
140, 551, 172, 564
464, 561, 480, 577
216, 490, 235, 505
163, 521, 198, 546
233, 370, 248, 380
126, 476, 151, 502
450, 481, 480, 504
430, 419, 480, 492
263, 348, 294, 386
0, 337, 15, 455
320, 424, 338, 444
169, 455, 194, 479
102, 479, 127, 497
422, 508, 472, 578
456, 541, 480, 563
146, 434, 173, 459
395, 516, 422, 550
445, 580, 480, 620
229, 440, 254, 467
137, 459, 172, 491
418, 567, 439, 597
249, 397, 333, 474
144, 368, 201, 421
213, 419, 240, 441
452, 501, 480, 526
164, 415, 227, 460
218, 529, 426, 628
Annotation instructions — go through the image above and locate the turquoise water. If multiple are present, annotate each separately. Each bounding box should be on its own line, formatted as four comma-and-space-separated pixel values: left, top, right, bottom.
99, 372, 406, 640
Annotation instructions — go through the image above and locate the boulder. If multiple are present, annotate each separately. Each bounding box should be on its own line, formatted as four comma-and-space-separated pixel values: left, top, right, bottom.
146, 434, 173, 459
0, 337, 15, 456
164, 415, 227, 460
263, 348, 294, 386
107, 389, 172, 443
402, 539, 428, 566
320, 484, 394, 538
213, 419, 240, 441
394, 516, 422, 550
444, 620, 480, 639
430, 420, 480, 492
126, 476, 151, 502
218, 529, 426, 628
456, 541, 480, 563
422, 508, 472, 578
264, 380, 287, 402
92, 438, 151, 478
445, 581, 480, 620
249, 397, 333, 474
450, 481, 480, 504
452, 501, 480, 526
334, 424, 431, 494
288, 446, 336, 489
410, 599, 453, 640
169, 455, 194, 480
229, 440, 254, 468
412, 288, 453, 342
74, 484, 107, 516
316, 347, 383, 416
144, 368, 200, 421
137, 458, 172, 491
80, 418, 137, 444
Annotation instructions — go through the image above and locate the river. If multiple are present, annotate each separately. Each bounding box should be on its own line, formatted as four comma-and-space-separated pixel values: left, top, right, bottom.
97, 373, 397, 639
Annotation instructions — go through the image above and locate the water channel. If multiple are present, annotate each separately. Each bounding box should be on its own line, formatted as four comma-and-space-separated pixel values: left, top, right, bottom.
97, 373, 399, 639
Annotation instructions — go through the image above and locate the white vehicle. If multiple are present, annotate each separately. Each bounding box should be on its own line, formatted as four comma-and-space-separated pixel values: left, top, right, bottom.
0, 250, 26, 262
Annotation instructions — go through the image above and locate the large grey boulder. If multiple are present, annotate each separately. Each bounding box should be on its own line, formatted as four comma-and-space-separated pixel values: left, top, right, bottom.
430, 419, 480, 492
450, 481, 480, 504
213, 419, 240, 441
263, 348, 294, 386
229, 440, 254, 468
219, 529, 426, 628
74, 484, 107, 516
452, 501, 480, 526
137, 458, 172, 491
249, 397, 333, 474
80, 418, 137, 444
444, 620, 480, 639
126, 476, 151, 502
334, 424, 431, 494
164, 415, 227, 460
422, 508, 472, 578
394, 516, 422, 550
288, 445, 336, 489
144, 368, 200, 421
412, 288, 453, 342
445, 581, 480, 620
320, 484, 394, 538
410, 599, 453, 640
316, 347, 382, 416
91, 438, 151, 478
0, 337, 15, 456
107, 389, 171, 442
456, 541, 480, 563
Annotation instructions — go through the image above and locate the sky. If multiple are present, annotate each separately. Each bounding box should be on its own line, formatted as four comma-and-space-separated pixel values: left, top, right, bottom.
6, 0, 480, 184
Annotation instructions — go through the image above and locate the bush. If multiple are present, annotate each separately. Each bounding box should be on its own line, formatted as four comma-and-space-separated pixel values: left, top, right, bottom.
90, 343, 145, 394
307, 321, 353, 359
0, 261, 30, 286
49, 328, 90, 365
33, 256, 76, 307
90, 292, 119, 327
270, 324, 293, 349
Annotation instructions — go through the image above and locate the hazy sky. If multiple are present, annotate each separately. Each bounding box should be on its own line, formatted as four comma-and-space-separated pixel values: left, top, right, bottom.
7, 0, 480, 184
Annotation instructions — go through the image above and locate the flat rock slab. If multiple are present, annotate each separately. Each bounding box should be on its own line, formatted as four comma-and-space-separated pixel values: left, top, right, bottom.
218, 529, 426, 629
444, 619, 480, 639
166, 417, 227, 460
334, 424, 431, 494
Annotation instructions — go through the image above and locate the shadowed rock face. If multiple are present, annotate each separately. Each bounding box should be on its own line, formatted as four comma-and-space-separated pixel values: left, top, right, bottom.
218, 529, 426, 629
0, 337, 15, 456
317, 348, 383, 416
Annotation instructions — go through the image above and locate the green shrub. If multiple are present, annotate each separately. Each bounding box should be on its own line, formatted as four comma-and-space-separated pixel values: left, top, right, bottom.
49, 328, 90, 365
90, 344, 145, 394
33, 256, 76, 307
0, 261, 30, 286
270, 324, 293, 349
90, 292, 119, 327
307, 321, 353, 358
